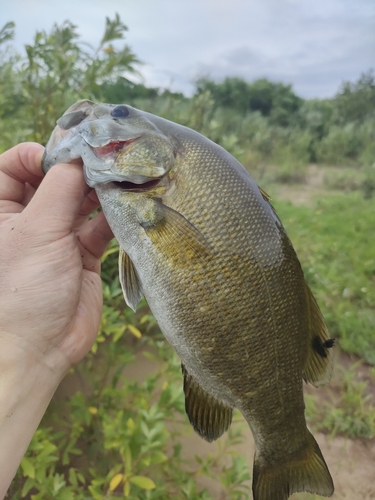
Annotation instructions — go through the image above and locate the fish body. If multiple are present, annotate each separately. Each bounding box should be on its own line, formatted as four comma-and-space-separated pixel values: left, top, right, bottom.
43, 100, 334, 500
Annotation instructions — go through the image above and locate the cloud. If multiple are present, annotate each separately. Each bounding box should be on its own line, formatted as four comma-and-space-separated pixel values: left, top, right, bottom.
2, 0, 374, 98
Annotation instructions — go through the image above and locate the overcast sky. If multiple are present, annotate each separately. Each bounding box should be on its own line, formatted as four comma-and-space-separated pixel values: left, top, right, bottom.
2, 0, 374, 99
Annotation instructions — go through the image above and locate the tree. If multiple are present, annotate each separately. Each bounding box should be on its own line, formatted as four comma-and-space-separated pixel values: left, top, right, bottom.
334, 69, 375, 123
0, 14, 141, 144
195, 76, 302, 126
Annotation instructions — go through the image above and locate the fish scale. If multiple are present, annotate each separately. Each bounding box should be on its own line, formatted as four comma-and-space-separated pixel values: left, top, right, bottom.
42, 100, 335, 500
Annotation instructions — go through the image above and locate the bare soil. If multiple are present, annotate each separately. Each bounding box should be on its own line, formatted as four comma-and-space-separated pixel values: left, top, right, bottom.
269, 164, 355, 207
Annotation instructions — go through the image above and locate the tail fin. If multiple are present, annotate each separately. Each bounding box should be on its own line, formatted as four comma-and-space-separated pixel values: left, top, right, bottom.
252, 430, 334, 500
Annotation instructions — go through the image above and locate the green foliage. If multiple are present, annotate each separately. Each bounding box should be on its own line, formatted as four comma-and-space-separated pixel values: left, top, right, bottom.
9, 341, 250, 499
101, 78, 159, 104
195, 76, 302, 125
361, 162, 375, 199
323, 168, 362, 191
316, 123, 368, 166
0, 15, 140, 147
100, 77, 185, 105
0, 21, 15, 45
192, 71, 374, 168
305, 363, 375, 439
0, 23, 27, 149
1, 16, 373, 170
267, 130, 311, 183
334, 69, 375, 123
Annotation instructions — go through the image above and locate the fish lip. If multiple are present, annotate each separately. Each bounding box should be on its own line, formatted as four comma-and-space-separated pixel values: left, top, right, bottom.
111, 178, 162, 192
83, 164, 164, 190
90, 137, 140, 158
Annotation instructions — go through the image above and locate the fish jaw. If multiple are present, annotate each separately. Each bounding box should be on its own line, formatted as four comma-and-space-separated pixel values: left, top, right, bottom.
84, 132, 176, 188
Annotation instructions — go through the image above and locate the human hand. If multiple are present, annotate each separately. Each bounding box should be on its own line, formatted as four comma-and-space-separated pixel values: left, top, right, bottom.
0, 142, 114, 496
0, 142, 113, 376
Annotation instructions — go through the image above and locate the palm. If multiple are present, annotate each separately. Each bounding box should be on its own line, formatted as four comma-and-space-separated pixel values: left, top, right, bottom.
0, 144, 113, 372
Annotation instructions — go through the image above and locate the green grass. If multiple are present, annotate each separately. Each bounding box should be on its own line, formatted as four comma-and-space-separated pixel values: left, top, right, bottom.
305, 361, 375, 439
273, 192, 375, 364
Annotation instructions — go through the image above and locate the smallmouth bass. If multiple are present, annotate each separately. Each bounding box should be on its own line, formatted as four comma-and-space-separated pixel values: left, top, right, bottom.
43, 100, 335, 500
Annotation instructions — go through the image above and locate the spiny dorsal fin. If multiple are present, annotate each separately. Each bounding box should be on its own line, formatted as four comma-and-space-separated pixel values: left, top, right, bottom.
141, 201, 211, 261
302, 283, 334, 387
258, 185, 271, 201
182, 364, 233, 443
258, 185, 283, 222
119, 248, 144, 312
252, 429, 334, 500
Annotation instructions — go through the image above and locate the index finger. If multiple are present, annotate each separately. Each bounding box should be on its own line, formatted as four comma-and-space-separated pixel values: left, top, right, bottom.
0, 143, 45, 208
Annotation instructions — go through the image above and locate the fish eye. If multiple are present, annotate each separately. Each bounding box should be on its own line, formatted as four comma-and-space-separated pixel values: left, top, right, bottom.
111, 105, 130, 118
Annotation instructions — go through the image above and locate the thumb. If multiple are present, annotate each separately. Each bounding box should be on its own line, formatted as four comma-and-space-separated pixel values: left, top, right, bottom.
21, 163, 91, 243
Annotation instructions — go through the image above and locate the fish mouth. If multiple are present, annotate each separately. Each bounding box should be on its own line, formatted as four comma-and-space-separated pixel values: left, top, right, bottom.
91, 137, 139, 158
84, 137, 165, 190
112, 178, 162, 192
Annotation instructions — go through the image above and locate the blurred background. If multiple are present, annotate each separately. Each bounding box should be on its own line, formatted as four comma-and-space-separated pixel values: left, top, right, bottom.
1, 1, 375, 499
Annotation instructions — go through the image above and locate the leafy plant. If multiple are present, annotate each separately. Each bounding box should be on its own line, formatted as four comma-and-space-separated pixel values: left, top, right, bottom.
0, 15, 140, 147
306, 362, 375, 439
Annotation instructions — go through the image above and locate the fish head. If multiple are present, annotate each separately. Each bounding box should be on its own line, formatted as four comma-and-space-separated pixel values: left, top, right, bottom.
42, 100, 176, 189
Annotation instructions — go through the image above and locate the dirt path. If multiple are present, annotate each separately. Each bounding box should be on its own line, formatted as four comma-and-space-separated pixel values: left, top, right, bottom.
268, 164, 347, 207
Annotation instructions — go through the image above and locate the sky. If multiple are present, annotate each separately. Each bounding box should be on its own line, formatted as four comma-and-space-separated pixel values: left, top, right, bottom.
1, 0, 374, 99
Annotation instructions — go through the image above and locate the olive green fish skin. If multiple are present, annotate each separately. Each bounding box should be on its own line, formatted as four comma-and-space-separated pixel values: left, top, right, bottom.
42, 101, 334, 499
96, 114, 305, 427
98, 131, 307, 453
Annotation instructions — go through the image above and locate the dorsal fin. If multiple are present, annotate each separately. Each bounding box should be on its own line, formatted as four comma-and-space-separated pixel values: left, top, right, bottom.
258, 185, 271, 201
182, 364, 233, 442
302, 283, 334, 387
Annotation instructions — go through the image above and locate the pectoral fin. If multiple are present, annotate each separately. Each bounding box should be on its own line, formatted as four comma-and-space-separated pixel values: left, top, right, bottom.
182, 364, 233, 442
119, 248, 144, 312
302, 283, 335, 387
141, 201, 211, 261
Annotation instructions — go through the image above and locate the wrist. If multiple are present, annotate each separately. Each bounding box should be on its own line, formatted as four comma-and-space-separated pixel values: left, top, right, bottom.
0, 335, 65, 407
0, 336, 66, 497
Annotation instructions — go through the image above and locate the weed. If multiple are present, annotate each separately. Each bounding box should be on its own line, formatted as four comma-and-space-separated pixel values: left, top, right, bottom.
305, 363, 375, 439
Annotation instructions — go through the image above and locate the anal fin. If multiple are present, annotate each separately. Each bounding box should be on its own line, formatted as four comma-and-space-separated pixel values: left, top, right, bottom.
119, 248, 144, 312
303, 283, 335, 387
182, 364, 233, 443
